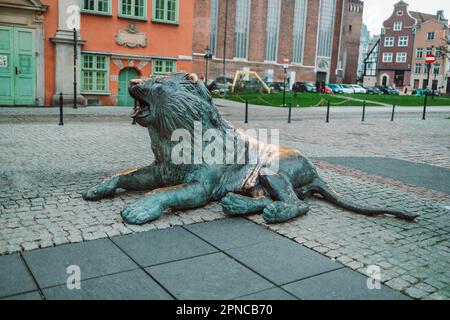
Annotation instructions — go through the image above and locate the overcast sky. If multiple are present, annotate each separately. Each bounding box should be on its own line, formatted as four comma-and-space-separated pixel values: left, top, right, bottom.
363, 0, 450, 35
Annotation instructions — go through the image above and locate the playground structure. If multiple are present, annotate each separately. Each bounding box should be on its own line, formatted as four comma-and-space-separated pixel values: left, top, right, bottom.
231, 70, 271, 94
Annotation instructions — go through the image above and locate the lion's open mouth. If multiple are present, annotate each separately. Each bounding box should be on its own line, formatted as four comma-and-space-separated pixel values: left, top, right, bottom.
130, 99, 150, 118
129, 80, 150, 118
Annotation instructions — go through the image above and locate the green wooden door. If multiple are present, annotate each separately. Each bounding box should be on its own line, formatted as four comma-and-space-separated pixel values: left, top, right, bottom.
14, 28, 35, 105
0, 26, 35, 106
118, 68, 138, 106
0, 26, 14, 105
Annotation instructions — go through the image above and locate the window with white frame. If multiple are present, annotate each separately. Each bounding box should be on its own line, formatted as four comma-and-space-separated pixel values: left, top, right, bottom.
414, 63, 421, 74
317, 0, 336, 58
234, 0, 251, 59
209, 0, 218, 56
292, 0, 307, 63
426, 47, 433, 55
424, 63, 430, 74
433, 63, 440, 74
384, 37, 394, 47
435, 48, 441, 58
382, 52, 393, 62
416, 48, 423, 58
265, 0, 281, 61
393, 22, 402, 31
398, 36, 408, 46
396, 52, 407, 63
396, 10, 403, 16
427, 32, 435, 41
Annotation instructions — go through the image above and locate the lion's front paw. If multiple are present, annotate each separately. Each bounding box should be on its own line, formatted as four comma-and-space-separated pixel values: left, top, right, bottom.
263, 201, 309, 223
82, 178, 118, 201
121, 197, 163, 225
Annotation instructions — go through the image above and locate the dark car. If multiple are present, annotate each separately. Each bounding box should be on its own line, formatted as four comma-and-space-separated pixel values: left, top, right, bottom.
268, 82, 286, 92
376, 86, 399, 95
326, 83, 344, 94
365, 86, 382, 95
292, 82, 317, 93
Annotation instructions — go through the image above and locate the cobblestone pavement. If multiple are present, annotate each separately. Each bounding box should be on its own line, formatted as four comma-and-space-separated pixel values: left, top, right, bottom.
0, 104, 449, 300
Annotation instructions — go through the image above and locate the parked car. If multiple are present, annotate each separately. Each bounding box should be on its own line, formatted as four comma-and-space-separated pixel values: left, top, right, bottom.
376, 85, 399, 95
292, 82, 317, 93
326, 83, 344, 94
350, 84, 367, 94
207, 77, 233, 93
340, 84, 355, 94
365, 86, 383, 95
412, 88, 439, 97
268, 82, 286, 92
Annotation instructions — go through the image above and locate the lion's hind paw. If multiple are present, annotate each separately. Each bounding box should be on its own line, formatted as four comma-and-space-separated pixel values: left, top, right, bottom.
263, 201, 309, 223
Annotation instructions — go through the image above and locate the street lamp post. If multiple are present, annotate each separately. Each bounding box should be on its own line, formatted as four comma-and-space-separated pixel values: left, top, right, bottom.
73, 28, 78, 109
222, 0, 229, 81
204, 47, 212, 85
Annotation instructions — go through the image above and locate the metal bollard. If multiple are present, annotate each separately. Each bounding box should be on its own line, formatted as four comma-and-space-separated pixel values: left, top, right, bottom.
391, 104, 396, 122
422, 95, 427, 120
245, 99, 248, 124
326, 100, 330, 123
288, 102, 292, 123
362, 100, 366, 122
132, 99, 137, 125
59, 93, 64, 126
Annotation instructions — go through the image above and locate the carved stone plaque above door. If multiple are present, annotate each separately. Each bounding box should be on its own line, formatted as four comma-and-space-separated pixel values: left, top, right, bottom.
115, 24, 147, 48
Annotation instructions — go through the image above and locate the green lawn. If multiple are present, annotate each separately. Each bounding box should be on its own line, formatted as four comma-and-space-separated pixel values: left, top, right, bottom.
213, 92, 378, 107
338, 94, 450, 106
213, 91, 450, 107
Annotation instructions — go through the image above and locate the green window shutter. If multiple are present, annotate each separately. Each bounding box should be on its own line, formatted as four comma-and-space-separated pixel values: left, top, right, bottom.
152, 0, 178, 24
81, 54, 109, 94
119, 0, 147, 20
152, 59, 176, 74
81, 0, 112, 15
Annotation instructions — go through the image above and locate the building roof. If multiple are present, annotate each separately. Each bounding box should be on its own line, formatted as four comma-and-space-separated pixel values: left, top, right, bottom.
410, 11, 437, 23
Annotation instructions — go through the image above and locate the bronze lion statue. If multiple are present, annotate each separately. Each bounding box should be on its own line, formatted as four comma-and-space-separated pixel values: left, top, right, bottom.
82, 73, 417, 224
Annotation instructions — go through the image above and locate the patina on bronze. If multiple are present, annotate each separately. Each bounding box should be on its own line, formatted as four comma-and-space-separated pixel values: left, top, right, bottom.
82, 73, 417, 225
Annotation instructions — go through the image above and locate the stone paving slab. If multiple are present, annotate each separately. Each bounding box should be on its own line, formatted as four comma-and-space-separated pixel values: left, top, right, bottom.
185, 218, 285, 250
317, 157, 450, 194
111, 226, 217, 267
283, 268, 410, 300
234, 288, 297, 300
0, 254, 37, 298
226, 236, 343, 285
43, 269, 172, 300
146, 252, 274, 300
2, 291, 42, 300
23, 238, 137, 288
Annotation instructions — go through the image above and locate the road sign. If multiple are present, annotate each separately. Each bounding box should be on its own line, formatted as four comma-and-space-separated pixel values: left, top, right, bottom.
283, 58, 289, 69
425, 54, 436, 64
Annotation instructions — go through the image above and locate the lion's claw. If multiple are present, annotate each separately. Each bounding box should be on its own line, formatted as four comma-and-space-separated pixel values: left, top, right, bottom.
263, 201, 309, 223
121, 198, 163, 224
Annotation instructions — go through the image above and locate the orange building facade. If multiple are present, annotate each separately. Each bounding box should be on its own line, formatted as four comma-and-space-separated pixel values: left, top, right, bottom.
0, 0, 194, 107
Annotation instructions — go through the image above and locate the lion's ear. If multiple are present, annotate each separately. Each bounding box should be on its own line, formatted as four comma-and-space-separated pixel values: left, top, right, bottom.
186, 73, 199, 84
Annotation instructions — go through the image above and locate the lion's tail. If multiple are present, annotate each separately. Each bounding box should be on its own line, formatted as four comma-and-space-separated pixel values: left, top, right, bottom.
296, 178, 418, 221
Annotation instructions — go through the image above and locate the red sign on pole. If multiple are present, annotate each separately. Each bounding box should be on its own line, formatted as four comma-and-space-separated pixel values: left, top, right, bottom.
425, 54, 436, 64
